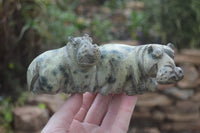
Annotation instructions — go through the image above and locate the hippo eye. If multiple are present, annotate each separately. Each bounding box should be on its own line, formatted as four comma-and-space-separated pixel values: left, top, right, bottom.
73, 43, 79, 48
164, 65, 173, 69
75, 39, 81, 44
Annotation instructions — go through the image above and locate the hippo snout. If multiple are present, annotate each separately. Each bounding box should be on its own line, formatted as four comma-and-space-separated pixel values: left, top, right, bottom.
156, 66, 184, 84
174, 67, 184, 80
77, 44, 101, 66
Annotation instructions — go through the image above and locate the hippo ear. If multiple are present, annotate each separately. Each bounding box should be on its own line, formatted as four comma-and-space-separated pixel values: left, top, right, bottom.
152, 48, 163, 58
87, 37, 93, 42
148, 45, 163, 58
167, 43, 175, 49
68, 36, 78, 47
88, 37, 93, 43
75, 39, 81, 44
83, 34, 93, 42
68, 36, 74, 42
148, 45, 153, 54
83, 34, 89, 37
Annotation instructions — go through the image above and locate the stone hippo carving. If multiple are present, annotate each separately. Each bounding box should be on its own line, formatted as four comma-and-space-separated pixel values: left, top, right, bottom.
27, 34, 101, 94
27, 34, 184, 95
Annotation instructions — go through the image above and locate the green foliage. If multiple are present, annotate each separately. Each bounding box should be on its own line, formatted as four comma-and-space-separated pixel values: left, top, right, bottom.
60, 93, 69, 100
0, 97, 13, 132
90, 16, 113, 43
21, 0, 114, 45
38, 103, 46, 109
8, 63, 15, 69
0, 93, 29, 132
38, 5, 79, 45
141, 0, 200, 48
18, 0, 114, 46
128, 11, 150, 40
15, 92, 29, 106
104, 0, 126, 10
17, 0, 80, 46
0, 0, 43, 97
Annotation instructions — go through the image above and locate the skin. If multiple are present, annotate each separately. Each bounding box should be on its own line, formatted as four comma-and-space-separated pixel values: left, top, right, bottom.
41, 93, 137, 133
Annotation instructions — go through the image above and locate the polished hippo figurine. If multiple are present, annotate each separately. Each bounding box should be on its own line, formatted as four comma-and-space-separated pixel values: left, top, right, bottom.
27, 34, 184, 95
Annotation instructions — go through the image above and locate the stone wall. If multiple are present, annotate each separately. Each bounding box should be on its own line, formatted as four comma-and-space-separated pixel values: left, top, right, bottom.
13, 95, 66, 133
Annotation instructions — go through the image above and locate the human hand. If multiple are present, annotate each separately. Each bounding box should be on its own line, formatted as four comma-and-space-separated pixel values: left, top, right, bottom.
42, 93, 137, 133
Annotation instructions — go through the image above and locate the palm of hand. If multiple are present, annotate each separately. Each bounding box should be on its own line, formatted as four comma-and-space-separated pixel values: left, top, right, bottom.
42, 93, 137, 133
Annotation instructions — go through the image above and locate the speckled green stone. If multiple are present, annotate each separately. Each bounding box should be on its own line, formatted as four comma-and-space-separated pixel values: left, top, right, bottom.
27, 34, 183, 95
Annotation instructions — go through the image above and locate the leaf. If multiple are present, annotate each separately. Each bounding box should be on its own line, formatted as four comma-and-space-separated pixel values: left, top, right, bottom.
8, 63, 14, 69
18, 23, 30, 41
4, 111, 12, 123
38, 103, 46, 109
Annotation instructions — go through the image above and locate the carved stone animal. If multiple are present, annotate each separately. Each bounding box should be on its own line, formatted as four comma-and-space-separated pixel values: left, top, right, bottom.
95, 43, 183, 95
27, 34, 101, 94
27, 35, 184, 95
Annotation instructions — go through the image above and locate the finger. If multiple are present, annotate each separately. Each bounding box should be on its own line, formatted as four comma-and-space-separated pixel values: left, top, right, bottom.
111, 94, 137, 133
84, 93, 112, 125
101, 94, 123, 129
74, 92, 96, 122
41, 93, 83, 133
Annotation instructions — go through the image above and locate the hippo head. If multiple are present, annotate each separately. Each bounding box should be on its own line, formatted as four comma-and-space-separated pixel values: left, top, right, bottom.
67, 34, 101, 67
143, 43, 184, 84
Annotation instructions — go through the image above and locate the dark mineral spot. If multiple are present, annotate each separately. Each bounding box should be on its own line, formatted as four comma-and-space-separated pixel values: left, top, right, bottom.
40, 86, 45, 91
40, 76, 48, 86
52, 70, 57, 76
59, 65, 69, 78
108, 76, 116, 83
85, 75, 88, 78
111, 58, 115, 62
59, 65, 65, 73
126, 75, 132, 81
63, 72, 69, 79
117, 56, 121, 59
92, 86, 98, 92
171, 76, 176, 80
47, 85, 53, 90
101, 55, 105, 59
84, 85, 87, 88
73, 71, 77, 74
64, 77, 69, 85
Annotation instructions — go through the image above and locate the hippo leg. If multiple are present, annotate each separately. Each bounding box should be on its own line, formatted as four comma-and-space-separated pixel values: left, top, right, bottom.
146, 78, 158, 91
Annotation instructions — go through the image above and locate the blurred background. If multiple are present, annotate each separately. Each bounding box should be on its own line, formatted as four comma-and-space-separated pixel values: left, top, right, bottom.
0, 0, 199, 133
